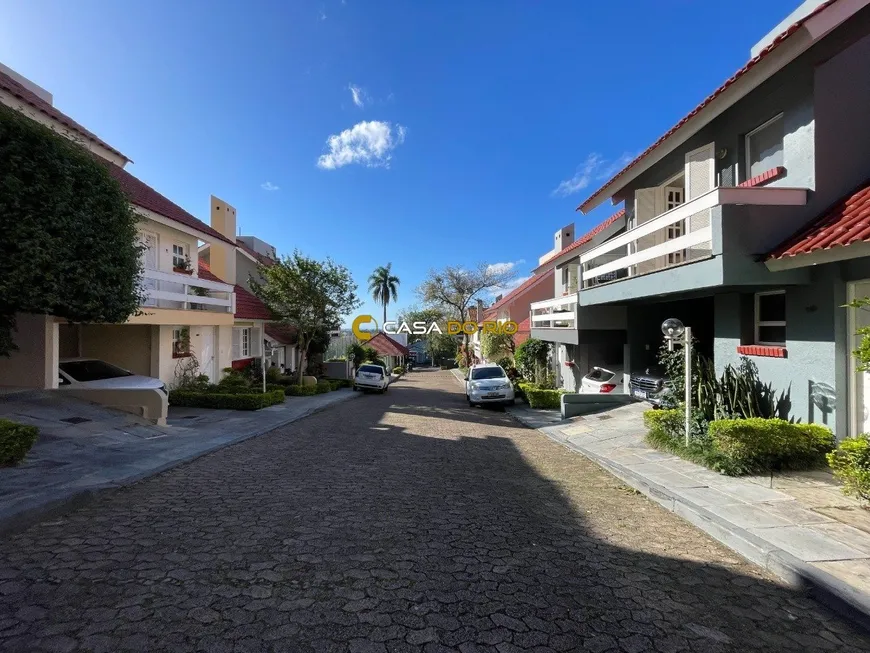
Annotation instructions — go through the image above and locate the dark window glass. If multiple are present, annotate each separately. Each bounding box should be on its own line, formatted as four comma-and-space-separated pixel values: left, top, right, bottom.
59, 360, 133, 382
586, 368, 614, 382
758, 293, 786, 322
358, 365, 384, 376
471, 367, 507, 380
758, 325, 786, 344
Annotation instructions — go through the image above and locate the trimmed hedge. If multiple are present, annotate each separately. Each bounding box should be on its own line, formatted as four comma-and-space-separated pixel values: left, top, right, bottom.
315, 380, 332, 394
285, 384, 317, 396
392, 366, 404, 375
522, 385, 566, 410
169, 389, 285, 410
644, 410, 836, 476
0, 418, 38, 466
827, 435, 870, 503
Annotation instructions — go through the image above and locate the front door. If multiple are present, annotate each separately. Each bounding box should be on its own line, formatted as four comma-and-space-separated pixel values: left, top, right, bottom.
200, 327, 216, 382
141, 231, 159, 307
849, 281, 870, 436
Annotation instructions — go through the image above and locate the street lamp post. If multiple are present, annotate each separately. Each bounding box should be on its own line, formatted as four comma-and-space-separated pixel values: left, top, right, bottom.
662, 318, 692, 447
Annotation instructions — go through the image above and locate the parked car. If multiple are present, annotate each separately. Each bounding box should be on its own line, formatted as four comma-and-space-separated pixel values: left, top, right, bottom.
579, 366, 625, 394
627, 365, 672, 406
353, 363, 389, 393
57, 358, 167, 394
465, 363, 515, 407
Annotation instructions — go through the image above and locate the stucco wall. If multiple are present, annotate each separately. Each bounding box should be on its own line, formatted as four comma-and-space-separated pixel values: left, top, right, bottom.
0, 313, 59, 389
714, 266, 845, 434
138, 218, 201, 276
79, 325, 153, 377
236, 253, 262, 295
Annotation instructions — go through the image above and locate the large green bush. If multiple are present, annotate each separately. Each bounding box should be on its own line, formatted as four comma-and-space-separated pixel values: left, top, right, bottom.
645, 410, 835, 476
827, 435, 870, 503
285, 384, 317, 396
0, 104, 143, 355
0, 418, 38, 466
315, 380, 332, 394
514, 338, 549, 384
523, 386, 565, 410
392, 366, 404, 375
169, 389, 285, 410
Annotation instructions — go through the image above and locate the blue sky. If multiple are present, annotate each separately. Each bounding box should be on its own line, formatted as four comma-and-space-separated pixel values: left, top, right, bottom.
0, 0, 798, 323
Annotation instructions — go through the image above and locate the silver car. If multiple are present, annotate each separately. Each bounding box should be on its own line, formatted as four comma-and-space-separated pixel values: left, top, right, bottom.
57, 358, 167, 393
465, 363, 515, 407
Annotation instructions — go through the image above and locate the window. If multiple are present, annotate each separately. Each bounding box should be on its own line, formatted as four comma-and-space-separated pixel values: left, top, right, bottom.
240, 328, 250, 357
471, 367, 507, 380
172, 243, 189, 270
746, 114, 784, 178
755, 291, 786, 345
172, 327, 191, 358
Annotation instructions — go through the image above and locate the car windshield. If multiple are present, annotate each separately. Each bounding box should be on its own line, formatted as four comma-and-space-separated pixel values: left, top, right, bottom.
586, 368, 615, 382
358, 365, 384, 376
60, 360, 133, 382
471, 367, 506, 380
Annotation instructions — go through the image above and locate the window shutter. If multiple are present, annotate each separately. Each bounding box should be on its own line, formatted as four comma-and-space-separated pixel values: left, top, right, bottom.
633, 188, 657, 225
684, 143, 715, 260
232, 328, 241, 360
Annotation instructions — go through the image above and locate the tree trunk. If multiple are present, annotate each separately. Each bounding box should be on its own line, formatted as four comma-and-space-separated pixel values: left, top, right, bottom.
297, 337, 308, 385
382, 303, 387, 329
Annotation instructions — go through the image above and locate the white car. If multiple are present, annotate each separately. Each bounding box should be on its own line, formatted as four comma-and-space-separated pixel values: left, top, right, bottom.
579, 366, 624, 394
465, 363, 515, 407
57, 358, 167, 393
353, 364, 389, 393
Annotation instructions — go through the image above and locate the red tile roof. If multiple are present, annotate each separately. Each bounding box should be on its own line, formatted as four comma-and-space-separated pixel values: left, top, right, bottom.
768, 179, 870, 260
486, 269, 555, 316
265, 324, 297, 344
0, 69, 128, 161
578, 0, 840, 213
362, 332, 410, 357
535, 209, 626, 272
103, 163, 235, 246
237, 240, 275, 267
199, 260, 273, 320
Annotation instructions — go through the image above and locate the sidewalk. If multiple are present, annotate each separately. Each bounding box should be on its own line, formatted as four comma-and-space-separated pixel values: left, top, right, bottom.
508, 400, 870, 630
0, 389, 360, 534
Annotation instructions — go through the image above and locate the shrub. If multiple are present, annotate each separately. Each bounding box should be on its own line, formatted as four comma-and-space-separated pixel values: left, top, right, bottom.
524, 387, 565, 410
275, 375, 296, 386
285, 384, 317, 397
169, 389, 285, 410
314, 381, 331, 394
0, 419, 38, 466
266, 384, 286, 393
393, 366, 404, 375
515, 338, 549, 383
708, 418, 834, 475
827, 435, 870, 503
265, 366, 283, 383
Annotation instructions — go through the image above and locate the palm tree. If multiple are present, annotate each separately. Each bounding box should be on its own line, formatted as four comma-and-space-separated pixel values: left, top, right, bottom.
368, 263, 400, 327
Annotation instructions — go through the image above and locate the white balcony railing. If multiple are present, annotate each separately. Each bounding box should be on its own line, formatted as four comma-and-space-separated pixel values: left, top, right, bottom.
578, 186, 808, 289
530, 294, 579, 330
141, 269, 235, 313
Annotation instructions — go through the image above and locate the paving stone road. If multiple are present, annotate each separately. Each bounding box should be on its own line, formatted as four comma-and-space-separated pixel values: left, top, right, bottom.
1, 369, 868, 652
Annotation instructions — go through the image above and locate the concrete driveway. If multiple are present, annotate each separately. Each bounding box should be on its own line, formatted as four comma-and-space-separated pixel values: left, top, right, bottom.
0, 370, 867, 652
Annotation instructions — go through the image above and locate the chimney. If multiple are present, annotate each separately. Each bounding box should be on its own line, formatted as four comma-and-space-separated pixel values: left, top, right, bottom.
209, 195, 237, 284
554, 223, 574, 252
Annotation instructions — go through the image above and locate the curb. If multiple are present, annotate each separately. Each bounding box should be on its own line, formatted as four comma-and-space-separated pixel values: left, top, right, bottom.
509, 409, 870, 633
0, 391, 362, 538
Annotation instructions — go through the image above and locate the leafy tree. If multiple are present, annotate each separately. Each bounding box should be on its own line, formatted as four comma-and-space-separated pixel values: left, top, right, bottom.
427, 332, 458, 367
346, 342, 367, 369
514, 338, 550, 384
481, 331, 515, 361
418, 263, 515, 367
847, 296, 870, 371
251, 251, 361, 383
368, 263, 400, 326
363, 347, 380, 363
0, 103, 143, 354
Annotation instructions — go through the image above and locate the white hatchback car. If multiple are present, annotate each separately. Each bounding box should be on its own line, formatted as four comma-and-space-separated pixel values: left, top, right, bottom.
579, 366, 625, 394
465, 363, 515, 407
57, 358, 167, 393
354, 363, 389, 393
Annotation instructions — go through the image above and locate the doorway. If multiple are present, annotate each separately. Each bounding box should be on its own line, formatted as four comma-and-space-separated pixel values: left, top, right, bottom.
199, 327, 216, 382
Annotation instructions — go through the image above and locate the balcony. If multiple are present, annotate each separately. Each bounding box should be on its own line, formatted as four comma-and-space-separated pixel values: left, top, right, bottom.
578, 185, 807, 289
530, 294, 579, 335
141, 269, 235, 313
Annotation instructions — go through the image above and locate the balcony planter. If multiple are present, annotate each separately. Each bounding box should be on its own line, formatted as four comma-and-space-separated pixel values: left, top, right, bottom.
172, 266, 193, 275
564, 361, 576, 367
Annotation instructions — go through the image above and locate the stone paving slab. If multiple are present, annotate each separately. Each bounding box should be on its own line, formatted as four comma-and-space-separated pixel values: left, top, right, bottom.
507, 401, 870, 631
0, 389, 360, 534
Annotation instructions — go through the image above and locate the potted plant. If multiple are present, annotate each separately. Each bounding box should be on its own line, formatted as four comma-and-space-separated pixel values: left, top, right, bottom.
173, 255, 193, 275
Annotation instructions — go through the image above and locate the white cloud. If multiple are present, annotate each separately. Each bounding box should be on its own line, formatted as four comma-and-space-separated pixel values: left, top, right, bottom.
551, 151, 637, 197
319, 7, 327, 20
486, 260, 525, 275
260, 181, 279, 191
317, 120, 406, 170
348, 84, 368, 108
490, 275, 530, 298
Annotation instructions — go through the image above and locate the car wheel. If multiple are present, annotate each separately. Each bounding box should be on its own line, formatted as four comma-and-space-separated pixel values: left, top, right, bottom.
468, 399, 475, 407
383, 386, 388, 393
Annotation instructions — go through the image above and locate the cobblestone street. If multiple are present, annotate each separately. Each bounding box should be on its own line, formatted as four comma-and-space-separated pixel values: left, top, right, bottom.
1, 369, 868, 652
